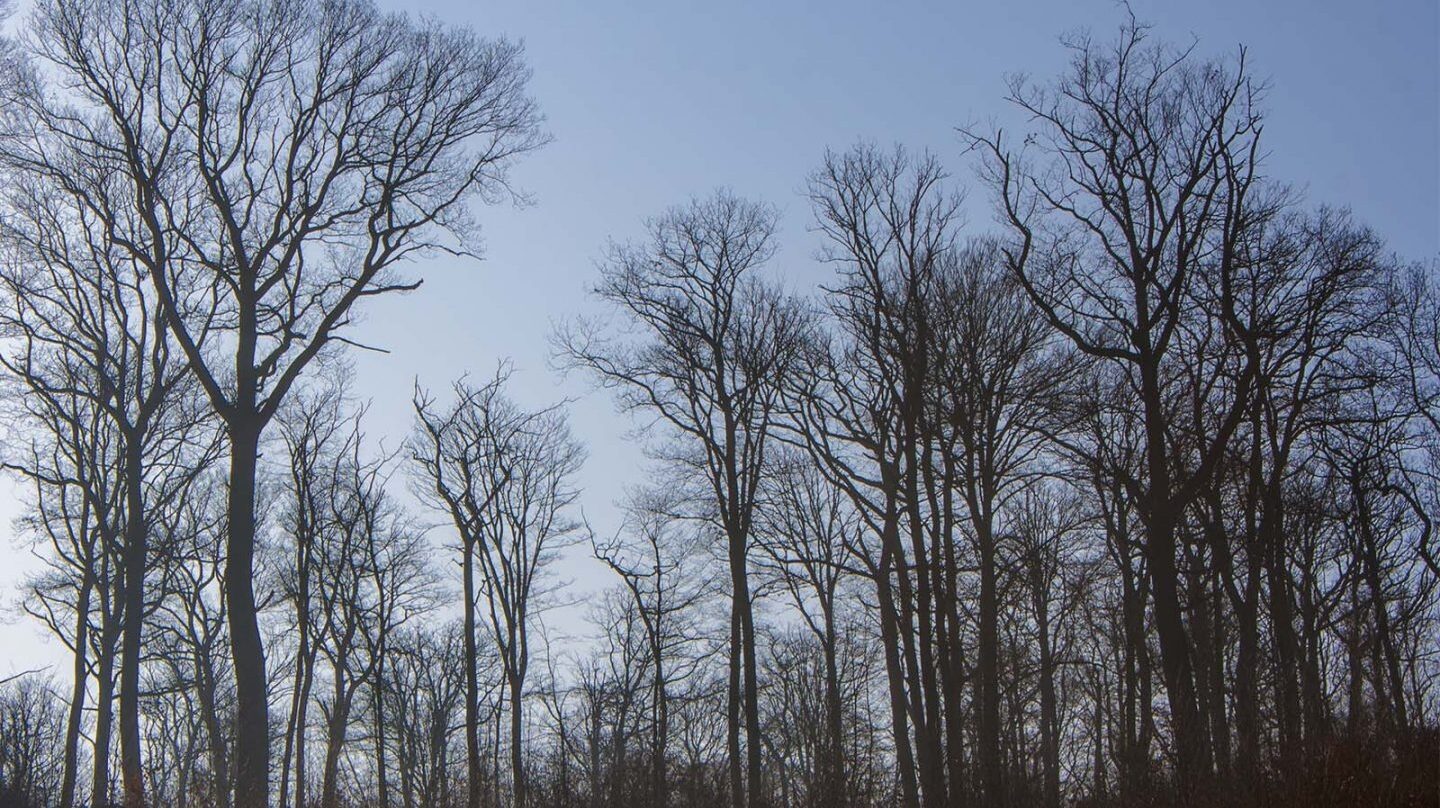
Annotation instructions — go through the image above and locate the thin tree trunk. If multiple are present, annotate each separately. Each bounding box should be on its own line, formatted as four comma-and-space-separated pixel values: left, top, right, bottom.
1355, 483, 1410, 733
873, 509, 920, 808
1299, 564, 1327, 747
320, 673, 351, 808
977, 520, 1002, 808
1092, 668, 1107, 801
294, 656, 312, 808
933, 453, 968, 807
653, 647, 668, 808
821, 606, 846, 807
1233, 560, 1262, 783
726, 602, 743, 808
1262, 484, 1302, 771
281, 530, 315, 808
120, 440, 148, 808
509, 672, 526, 808
93, 585, 119, 808
196, 651, 231, 808
463, 539, 483, 808
901, 428, 946, 808
61, 571, 92, 808
1207, 572, 1231, 775
1036, 590, 1060, 808
375, 666, 390, 808
734, 546, 763, 808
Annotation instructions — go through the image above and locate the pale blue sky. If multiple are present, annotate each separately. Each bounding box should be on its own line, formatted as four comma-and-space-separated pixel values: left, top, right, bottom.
2, 0, 1437, 672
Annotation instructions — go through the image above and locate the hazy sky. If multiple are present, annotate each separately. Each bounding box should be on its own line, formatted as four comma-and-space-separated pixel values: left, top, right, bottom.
1, 0, 1436, 675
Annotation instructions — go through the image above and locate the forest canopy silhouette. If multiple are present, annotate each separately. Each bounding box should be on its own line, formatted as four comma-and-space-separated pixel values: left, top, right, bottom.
0, 1, 1434, 807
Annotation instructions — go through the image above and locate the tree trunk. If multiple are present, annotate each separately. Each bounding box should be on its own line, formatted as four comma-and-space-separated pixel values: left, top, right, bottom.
1355, 483, 1410, 733
196, 651, 231, 808
1233, 554, 1262, 783
321, 674, 352, 808
1139, 348, 1208, 799
934, 455, 968, 807
93, 587, 119, 808
463, 539, 483, 808
1036, 589, 1060, 808
281, 530, 315, 808
1298, 566, 1327, 748
734, 546, 763, 808
726, 600, 743, 808
294, 655, 312, 808
977, 522, 1002, 808
509, 672, 526, 808
653, 647, 668, 808
1145, 509, 1209, 799
1262, 484, 1302, 771
886, 502, 931, 808
873, 500, 920, 808
228, 416, 270, 808
120, 440, 148, 808
821, 606, 846, 807
375, 667, 390, 808
61, 571, 92, 808
1092, 668, 1107, 801
1207, 572, 1231, 775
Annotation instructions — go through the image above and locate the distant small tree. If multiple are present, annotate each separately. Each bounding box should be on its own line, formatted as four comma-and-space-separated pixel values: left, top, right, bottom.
593, 489, 712, 808
754, 451, 858, 807
0, 675, 66, 808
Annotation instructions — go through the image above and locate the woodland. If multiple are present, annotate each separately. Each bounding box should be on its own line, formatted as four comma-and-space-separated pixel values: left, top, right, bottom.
0, 2, 1435, 807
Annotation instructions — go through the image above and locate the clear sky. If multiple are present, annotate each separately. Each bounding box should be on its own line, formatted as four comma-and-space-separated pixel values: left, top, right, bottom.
1, 0, 1437, 675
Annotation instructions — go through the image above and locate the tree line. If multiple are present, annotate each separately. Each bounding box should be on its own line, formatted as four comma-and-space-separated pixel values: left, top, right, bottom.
0, 2, 1434, 807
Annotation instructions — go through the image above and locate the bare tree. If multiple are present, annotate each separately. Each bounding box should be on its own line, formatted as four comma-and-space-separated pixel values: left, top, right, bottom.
1011, 483, 1096, 807
276, 383, 350, 808
753, 452, 858, 806
0, 143, 220, 807
559, 190, 805, 808
793, 144, 963, 808
413, 370, 583, 808
0, 675, 67, 808
592, 489, 712, 808
1, 352, 120, 808
8, 2, 545, 802
148, 472, 234, 808
968, 18, 1267, 795
300, 409, 433, 808
1386, 262, 1440, 578
382, 623, 467, 808
929, 240, 1064, 807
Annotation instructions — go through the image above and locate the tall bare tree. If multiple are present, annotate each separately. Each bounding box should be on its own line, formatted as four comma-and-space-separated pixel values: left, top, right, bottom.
969, 18, 1266, 794
0, 155, 220, 808
559, 190, 805, 808
7, 2, 545, 803
929, 240, 1064, 807
794, 144, 963, 808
